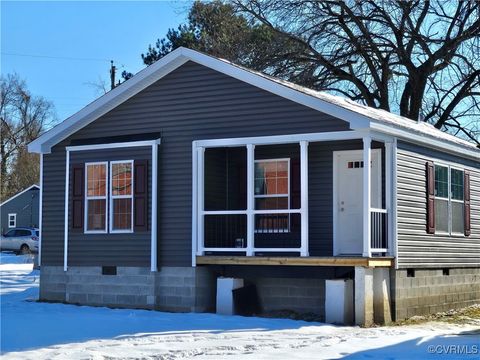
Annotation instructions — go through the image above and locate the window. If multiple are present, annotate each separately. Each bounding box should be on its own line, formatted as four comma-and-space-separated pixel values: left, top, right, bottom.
110, 161, 133, 233
254, 159, 290, 232
8, 214, 16, 228
85, 162, 108, 233
434, 164, 464, 235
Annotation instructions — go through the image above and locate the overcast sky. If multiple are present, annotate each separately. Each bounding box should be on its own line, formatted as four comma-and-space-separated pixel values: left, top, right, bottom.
1, 1, 189, 122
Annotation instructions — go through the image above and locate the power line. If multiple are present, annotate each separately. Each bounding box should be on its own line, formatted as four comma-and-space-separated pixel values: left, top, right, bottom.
1, 51, 112, 62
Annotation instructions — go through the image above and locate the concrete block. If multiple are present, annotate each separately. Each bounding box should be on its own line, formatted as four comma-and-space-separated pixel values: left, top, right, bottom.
355, 267, 374, 326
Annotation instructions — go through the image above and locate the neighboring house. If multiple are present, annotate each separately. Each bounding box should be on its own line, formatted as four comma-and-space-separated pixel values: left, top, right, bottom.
28, 48, 479, 325
0, 185, 40, 234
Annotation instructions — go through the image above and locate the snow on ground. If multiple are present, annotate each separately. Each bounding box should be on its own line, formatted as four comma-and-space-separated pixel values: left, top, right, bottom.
1, 253, 479, 359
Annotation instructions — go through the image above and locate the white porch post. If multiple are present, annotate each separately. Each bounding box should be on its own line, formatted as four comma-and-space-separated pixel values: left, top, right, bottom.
300, 140, 309, 257
246, 144, 255, 256
384, 142, 393, 256
197, 147, 205, 256
362, 136, 372, 258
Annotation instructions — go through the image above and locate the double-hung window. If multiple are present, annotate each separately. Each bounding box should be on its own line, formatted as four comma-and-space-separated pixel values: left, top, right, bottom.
85, 162, 108, 233
84, 160, 134, 233
110, 161, 133, 233
8, 213, 16, 228
254, 158, 290, 233
434, 164, 464, 235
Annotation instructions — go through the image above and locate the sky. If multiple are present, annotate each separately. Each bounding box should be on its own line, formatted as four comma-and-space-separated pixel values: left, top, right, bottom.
1, 1, 190, 122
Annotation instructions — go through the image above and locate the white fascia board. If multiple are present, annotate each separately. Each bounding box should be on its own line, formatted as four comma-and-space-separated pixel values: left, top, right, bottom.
65, 139, 161, 152
194, 129, 368, 148
0, 184, 40, 207
370, 122, 480, 161
28, 51, 189, 154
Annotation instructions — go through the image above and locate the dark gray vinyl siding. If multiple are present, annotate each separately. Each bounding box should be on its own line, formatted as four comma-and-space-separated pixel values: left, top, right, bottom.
68, 148, 152, 266
42, 145, 67, 265
42, 60, 352, 267
396, 143, 480, 268
0, 188, 39, 234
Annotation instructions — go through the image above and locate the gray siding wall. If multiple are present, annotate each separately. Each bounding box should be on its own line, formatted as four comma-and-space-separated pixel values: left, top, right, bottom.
0, 187, 39, 234
42, 61, 350, 267
396, 143, 480, 268
68, 147, 152, 266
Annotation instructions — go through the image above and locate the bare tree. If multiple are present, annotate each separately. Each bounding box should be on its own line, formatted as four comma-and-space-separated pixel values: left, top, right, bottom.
232, 0, 480, 145
0, 74, 54, 201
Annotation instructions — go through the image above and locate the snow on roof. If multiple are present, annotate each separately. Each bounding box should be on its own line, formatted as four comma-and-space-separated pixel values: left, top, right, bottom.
218, 57, 478, 150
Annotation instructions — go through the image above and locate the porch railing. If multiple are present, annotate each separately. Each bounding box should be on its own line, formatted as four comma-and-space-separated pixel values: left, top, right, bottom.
370, 208, 387, 253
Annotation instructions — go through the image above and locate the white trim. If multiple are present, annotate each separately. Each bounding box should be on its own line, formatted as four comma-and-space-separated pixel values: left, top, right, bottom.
196, 130, 367, 148
7, 213, 16, 228
300, 140, 309, 257
66, 139, 160, 152
196, 147, 205, 256
0, 184, 40, 207
64, 150, 70, 271
363, 137, 372, 258
84, 161, 108, 234
38, 154, 43, 266
392, 139, 399, 268
246, 144, 255, 256
385, 142, 393, 257
151, 142, 159, 272
109, 160, 134, 234
191, 143, 198, 266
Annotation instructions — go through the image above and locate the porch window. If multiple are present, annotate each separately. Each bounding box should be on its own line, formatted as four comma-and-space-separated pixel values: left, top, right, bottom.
85, 162, 108, 233
434, 164, 464, 235
110, 161, 133, 232
254, 159, 290, 233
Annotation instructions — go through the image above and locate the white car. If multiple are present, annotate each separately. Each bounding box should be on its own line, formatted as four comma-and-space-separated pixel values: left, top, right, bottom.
0, 227, 39, 254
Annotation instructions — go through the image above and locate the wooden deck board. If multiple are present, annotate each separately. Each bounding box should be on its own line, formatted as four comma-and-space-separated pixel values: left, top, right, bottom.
196, 256, 394, 267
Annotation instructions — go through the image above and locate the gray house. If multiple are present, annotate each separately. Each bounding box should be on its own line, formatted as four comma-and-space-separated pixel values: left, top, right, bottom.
1, 185, 40, 234
28, 48, 479, 325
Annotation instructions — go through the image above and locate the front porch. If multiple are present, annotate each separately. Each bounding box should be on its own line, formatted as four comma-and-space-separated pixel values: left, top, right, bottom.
192, 130, 396, 265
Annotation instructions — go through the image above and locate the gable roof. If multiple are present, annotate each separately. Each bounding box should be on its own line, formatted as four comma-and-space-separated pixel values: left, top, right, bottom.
0, 185, 40, 207
28, 47, 479, 160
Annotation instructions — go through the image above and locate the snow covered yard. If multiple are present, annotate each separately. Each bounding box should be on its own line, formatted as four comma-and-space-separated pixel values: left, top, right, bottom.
1, 253, 478, 359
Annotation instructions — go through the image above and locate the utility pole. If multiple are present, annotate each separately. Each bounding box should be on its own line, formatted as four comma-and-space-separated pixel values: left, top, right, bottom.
110, 60, 116, 90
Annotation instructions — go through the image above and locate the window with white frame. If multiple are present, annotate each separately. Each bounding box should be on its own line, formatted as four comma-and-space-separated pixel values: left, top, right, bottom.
8, 213, 16, 228
254, 158, 290, 232
434, 164, 464, 235
110, 161, 133, 232
85, 162, 108, 232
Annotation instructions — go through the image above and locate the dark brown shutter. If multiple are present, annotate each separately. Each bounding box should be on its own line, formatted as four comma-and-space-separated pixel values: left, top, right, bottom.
134, 160, 149, 231
426, 161, 435, 234
71, 163, 84, 231
464, 171, 471, 236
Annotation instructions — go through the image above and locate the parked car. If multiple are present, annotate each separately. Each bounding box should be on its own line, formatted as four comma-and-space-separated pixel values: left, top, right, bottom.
0, 227, 39, 254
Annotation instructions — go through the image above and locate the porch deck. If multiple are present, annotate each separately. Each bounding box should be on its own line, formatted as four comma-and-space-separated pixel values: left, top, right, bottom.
196, 255, 394, 268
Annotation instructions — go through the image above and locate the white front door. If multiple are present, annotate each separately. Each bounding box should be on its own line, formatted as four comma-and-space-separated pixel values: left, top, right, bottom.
334, 149, 382, 255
